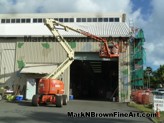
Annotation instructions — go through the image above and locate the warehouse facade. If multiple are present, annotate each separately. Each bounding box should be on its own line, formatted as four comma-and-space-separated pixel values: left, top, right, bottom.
0, 13, 145, 102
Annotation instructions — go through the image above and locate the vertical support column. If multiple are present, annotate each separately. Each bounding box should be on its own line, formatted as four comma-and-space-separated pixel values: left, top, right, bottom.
118, 52, 122, 102
127, 44, 131, 102
63, 67, 70, 98
118, 40, 131, 102
67, 67, 70, 98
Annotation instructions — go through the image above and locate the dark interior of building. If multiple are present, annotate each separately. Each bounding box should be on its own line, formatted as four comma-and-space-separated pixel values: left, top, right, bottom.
70, 60, 118, 101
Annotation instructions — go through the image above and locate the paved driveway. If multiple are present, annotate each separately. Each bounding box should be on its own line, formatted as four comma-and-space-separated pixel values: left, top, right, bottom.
0, 100, 153, 123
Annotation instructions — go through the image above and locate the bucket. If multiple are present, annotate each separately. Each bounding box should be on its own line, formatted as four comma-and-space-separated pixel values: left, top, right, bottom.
137, 92, 144, 104
133, 90, 144, 103
142, 93, 150, 105
69, 95, 74, 100
16, 95, 23, 101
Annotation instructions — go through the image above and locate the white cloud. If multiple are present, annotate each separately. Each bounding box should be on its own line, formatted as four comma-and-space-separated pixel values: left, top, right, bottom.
145, 42, 155, 53
75, 0, 99, 12
0, 0, 132, 13
75, 0, 131, 13
0, 0, 164, 69
141, 0, 164, 68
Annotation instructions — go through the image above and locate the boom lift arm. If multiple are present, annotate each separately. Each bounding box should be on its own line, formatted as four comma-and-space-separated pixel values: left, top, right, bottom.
44, 19, 74, 79
45, 19, 119, 58
32, 19, 74, 107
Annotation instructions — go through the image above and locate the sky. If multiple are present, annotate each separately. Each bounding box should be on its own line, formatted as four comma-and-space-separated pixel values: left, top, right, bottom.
0, 0, 163, 71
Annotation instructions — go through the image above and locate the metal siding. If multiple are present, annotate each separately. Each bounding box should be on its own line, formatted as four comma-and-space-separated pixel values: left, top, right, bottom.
15, 38, 69, 97
73, 42, 100, 52
58, 23, 131, 37
0, 23, 131, 37
0, 41, 16, 84
16, 40, 67, 70
20, 64, 58, 74
0, 41, 15, 49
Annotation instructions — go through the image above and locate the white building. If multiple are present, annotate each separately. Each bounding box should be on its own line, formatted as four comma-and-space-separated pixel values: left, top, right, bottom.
0, 13, 132, 102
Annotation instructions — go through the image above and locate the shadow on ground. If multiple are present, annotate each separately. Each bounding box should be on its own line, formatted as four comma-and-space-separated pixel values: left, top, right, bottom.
0, 100, 153, 123
0, 111, 145, 123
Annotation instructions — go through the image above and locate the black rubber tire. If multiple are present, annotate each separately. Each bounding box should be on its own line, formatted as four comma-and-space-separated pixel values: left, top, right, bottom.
32, 95, 39, 106
56, 95, 63, 107
0, 94, 2, 101
62, 95, 67, 105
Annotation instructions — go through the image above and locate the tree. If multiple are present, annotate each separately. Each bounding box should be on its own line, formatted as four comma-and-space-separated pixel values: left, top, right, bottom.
156, 65, 164, 85
143, 66, 162, 88
144, 65, 164, 88
144, 67, 152, 88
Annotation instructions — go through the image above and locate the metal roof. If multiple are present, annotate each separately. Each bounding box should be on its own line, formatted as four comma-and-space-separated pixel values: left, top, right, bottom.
0, 22, 131, 37
20, 64, 57, 74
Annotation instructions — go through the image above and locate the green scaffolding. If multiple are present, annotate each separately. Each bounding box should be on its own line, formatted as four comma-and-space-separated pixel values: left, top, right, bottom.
130, 29, 146, 87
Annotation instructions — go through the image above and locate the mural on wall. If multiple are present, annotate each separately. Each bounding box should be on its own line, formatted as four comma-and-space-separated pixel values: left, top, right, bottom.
17, 42, 24, 48
16, 40, 67, 71
41, 42, 52, 57
41, 42, 50, 49
17, 42, 25, 69
17, 60, 25, 69
68, 41, 76, 49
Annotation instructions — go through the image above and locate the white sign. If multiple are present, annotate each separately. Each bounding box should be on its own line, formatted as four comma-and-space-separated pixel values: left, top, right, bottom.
153, 94, 164, 111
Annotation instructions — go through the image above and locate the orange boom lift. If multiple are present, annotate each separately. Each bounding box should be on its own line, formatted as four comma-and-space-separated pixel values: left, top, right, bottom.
32, 18, 120, 107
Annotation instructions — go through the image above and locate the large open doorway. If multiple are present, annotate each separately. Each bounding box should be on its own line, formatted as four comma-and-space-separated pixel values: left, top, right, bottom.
70, 60, 118, 101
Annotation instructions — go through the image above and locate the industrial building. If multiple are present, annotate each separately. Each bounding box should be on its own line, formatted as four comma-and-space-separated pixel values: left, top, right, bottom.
0, 13, 145, 102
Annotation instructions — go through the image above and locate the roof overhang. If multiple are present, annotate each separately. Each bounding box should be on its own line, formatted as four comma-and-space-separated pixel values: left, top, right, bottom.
20, 64, 57, 74
0, 22, 131, 38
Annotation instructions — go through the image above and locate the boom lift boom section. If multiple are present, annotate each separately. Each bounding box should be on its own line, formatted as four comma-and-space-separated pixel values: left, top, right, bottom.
44, 19, 74, 79
31, 19, 74, 107
46, 18, 119, 58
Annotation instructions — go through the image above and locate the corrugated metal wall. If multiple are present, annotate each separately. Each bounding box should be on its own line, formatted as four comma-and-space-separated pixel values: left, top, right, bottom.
0, 37, 101, 95
0, 37, 132, 102
0, 39, 16, 87
71, 42, 100, 52
15, 38, 70, 96
16, 40, 67, 68
64, 38, 100, 52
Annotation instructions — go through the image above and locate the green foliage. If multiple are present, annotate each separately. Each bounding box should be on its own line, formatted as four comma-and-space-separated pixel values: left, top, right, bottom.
156, 65, 164, 83
144, 65, 164, 88
128, 102, 152, 112
128, 102, 164, 123
6, 94, 16, 102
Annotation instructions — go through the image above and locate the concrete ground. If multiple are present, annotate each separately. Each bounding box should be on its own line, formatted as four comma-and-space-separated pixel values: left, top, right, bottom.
0, 100, 153, 123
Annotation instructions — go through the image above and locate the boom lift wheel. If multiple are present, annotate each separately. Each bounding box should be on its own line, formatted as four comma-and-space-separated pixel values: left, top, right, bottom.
62, 95, 67, 105
56, 95, 63, 107
32, 95, 39, 106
